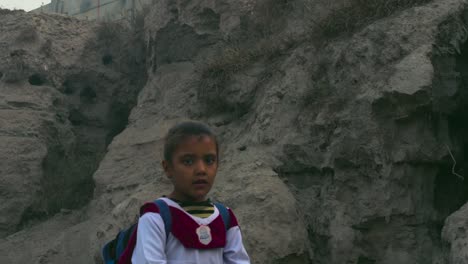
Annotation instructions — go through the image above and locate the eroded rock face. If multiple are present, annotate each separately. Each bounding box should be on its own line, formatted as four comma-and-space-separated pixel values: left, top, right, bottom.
0, 10, 93, 238
2, 0, 468, 263
97, 0, 468, 263
0, 9, 146, 241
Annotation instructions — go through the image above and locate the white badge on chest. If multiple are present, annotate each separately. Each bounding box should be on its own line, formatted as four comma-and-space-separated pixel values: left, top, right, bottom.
196, 225, 212, 245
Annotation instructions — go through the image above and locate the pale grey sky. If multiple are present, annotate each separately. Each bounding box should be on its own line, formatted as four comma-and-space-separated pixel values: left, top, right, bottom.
0, 0, 51, 11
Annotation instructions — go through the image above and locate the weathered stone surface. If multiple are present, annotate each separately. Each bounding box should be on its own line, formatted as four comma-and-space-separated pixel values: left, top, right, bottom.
2, 0, 468, 263
0, 7, 146, 262
443, 203, 468, 264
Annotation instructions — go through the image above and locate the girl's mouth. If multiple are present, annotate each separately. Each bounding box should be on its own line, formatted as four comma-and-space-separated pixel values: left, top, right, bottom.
193, 179, 208, 186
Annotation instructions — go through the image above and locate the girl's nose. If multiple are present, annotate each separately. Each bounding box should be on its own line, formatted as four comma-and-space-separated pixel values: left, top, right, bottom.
195, 160, 207, 174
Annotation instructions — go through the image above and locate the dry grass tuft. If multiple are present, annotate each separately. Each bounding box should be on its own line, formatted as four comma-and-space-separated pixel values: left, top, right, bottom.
196, 0, 433, 111
197, 35, 294, 112
197, 47, 255, 112
313, 0, 432, 37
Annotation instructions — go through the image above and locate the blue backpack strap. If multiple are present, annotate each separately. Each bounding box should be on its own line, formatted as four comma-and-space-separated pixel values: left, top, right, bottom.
154, 199, 172, 238
101, 242, 114, 264
214, 202, 231, 231
115, 231, 127, 259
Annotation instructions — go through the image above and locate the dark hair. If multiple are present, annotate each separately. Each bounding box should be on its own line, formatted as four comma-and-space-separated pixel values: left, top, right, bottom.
163, 121, 218, 162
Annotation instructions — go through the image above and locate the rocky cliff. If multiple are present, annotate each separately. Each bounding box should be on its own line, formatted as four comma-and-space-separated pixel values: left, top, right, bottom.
1, 0, 468, 263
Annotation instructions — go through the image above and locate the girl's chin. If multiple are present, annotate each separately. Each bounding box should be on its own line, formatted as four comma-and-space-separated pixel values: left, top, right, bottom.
191, 194, 208, 202
170, 189, 210, 202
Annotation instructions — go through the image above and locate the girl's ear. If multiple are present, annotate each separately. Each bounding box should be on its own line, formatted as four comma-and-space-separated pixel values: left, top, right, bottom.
162, 160, 172, 178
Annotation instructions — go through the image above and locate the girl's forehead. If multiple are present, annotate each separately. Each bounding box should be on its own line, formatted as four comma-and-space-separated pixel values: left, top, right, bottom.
175, 135, 217, 151
184, 134, 214, 142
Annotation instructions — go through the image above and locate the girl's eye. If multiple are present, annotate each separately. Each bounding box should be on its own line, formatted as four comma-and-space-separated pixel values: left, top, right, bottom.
182, 158, 194, 166
204, 155, 216, 165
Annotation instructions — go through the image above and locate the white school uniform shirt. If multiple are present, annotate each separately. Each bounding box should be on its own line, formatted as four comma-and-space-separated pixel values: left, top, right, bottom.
131, 197, 250, 264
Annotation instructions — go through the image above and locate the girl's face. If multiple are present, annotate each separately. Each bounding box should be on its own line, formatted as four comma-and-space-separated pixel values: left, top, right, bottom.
163, 135, 218, 202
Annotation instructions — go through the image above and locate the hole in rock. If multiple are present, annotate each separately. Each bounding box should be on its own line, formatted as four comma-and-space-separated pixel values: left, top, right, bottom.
80, 86, 97, 102
62, 80, 75, 94
102, 54, 113, 65
68, 108, 85, 125
28, 73, 46, 86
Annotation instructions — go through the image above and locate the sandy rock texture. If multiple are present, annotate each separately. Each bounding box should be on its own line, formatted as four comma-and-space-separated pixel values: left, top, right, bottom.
0, 8, 146, 263
1, 0, 468, 263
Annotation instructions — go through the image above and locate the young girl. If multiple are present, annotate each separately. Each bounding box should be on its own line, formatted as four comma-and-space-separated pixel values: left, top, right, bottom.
124, 121, 250, 264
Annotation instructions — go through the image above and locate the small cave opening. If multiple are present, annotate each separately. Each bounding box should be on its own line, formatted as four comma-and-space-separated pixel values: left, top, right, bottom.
80, 85, 97, 102
0, 71, 3, 79
102, 54, 113, 65
62, 79, 75, 94
68, 108, 85, 125
196, 8, 220, 33
28, 73, 47, 86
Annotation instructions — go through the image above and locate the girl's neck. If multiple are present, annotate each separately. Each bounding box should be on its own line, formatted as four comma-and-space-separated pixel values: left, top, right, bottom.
167, 192, 208, 203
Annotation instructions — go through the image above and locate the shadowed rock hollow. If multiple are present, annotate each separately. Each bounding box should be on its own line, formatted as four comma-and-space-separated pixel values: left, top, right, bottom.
1, 0, 468, 263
